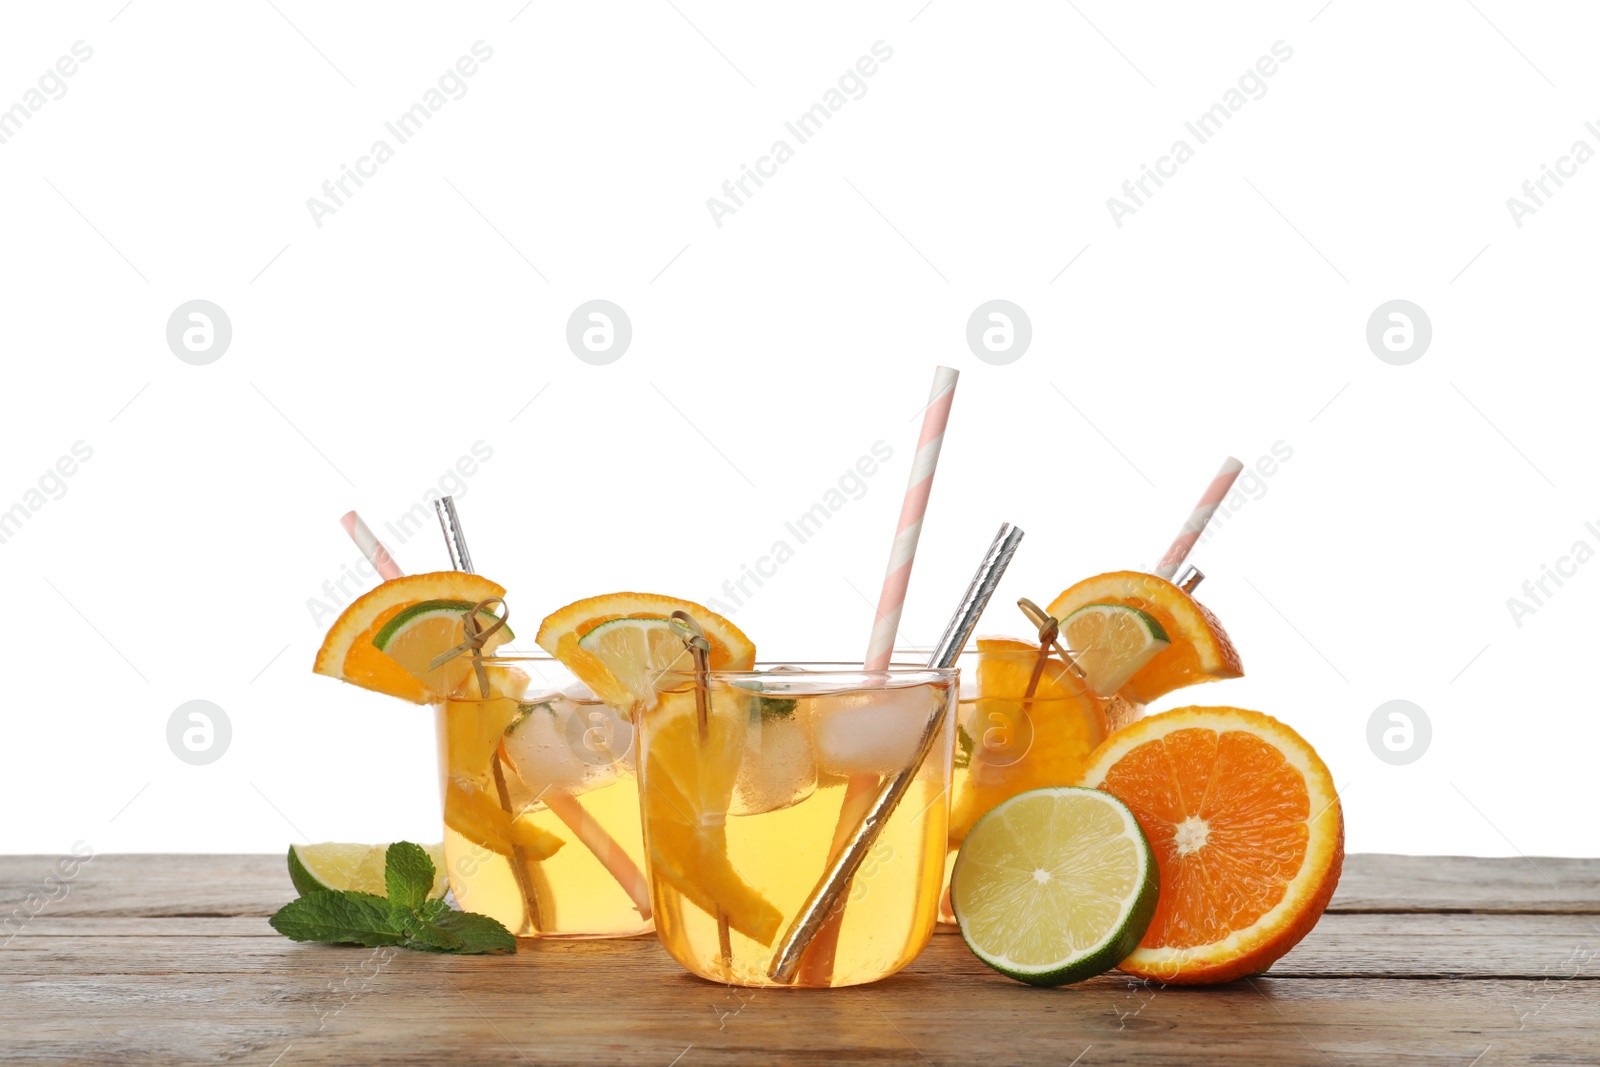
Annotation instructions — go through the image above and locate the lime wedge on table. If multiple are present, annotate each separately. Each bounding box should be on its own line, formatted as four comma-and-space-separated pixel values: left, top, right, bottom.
1060, 604, 1169, 697
951, 787, 1158, 986
372, 599, 515, 699
288, 842, 448, 900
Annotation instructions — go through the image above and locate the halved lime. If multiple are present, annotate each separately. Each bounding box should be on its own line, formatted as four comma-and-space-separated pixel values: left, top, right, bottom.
576, 617, 693, 707
951, 786, 1158, 986
288, 842, 448, 900
372, 599, 515, 699
1060, 604, 1169, 697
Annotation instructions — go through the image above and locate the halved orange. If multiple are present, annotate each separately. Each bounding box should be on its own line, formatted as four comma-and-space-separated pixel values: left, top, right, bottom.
535, 593, 755, 709
1047, 571, 1242, 704
1078, 706, 1343, 985
948, 637, 1107, 844
312, 572, 508, 704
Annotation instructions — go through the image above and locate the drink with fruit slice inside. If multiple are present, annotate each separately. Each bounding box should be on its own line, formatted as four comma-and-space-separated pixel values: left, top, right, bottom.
935, 570, 1244, 922
937, 642, 1111, 922
436, 655, 653, 939
636, 665, 956, 988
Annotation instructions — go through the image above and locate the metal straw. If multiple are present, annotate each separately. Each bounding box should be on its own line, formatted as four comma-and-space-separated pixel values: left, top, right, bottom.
430, 500, 543, 932
926, 523, 1025, 671
767, 522, 1023, 983
434, 496, 474, 573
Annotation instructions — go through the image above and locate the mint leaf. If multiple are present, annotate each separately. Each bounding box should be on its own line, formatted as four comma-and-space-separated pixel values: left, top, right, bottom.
402, 919, 464, 953
428, 910, 517, 954
269, 891, 406, 947
400, 907, 516, 954
416, 898, 452, 923
954, 723, 975, 770
757, 695, 797, 720
385, 842, 435, 911
270, 840, 514, 956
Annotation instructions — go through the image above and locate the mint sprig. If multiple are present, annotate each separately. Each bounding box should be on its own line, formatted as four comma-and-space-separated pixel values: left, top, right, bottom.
270, 842, 516, 955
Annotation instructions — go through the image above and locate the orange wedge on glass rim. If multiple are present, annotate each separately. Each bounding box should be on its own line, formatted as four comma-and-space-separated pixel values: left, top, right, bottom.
1047, 571, 1243, 705
534, 592, 755, 709
538, 592, 774, 943
1078, 706, 1343, 984
312, 572, 510, 704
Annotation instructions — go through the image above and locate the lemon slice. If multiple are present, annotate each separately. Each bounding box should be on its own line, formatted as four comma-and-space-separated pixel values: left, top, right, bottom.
1060, 604, 1169, 698
288, 842, 448, 900
951, 787, 1157, 986
371, 599, 515, 700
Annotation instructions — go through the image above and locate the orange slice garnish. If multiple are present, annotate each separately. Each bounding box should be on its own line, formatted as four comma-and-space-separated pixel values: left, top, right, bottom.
535, 592, 755, 709
1047, 571, 1242, 704
312, 572, 508, 704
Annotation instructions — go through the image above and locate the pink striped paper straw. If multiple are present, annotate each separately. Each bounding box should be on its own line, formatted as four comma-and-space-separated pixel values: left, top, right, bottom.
341, 510, 404, 580
543, 793, 652, 920
800, 367, 957, 985
1152, 457, 1245, 579
864, 366, 958, 670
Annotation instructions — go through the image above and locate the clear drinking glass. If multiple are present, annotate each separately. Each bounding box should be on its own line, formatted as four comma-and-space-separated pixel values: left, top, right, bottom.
935, 643, 1143, 923
434, 654, 653, 939
636, 663, 957, 987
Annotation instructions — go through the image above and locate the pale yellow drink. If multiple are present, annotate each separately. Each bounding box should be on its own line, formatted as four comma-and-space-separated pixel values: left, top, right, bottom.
938, 640, 1117, 923
637, 667, 956, 988
435, 656, 652, 939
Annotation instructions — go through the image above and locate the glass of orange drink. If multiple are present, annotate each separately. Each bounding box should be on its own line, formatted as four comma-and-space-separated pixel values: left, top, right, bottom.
435, 654, 653, 938
636, 663, 957, 987
938, 641, 1116, 920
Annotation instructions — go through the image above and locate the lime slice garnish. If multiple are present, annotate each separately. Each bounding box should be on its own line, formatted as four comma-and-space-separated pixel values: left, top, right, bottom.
371, 599, 515, 699
951, 787, 1158, 986
576, 617, 693, 706
288, 842, 448, 900
1060, 604, 1170, 697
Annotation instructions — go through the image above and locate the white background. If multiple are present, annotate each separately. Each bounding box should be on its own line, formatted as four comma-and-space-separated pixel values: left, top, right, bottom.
1, 0, 1593, 858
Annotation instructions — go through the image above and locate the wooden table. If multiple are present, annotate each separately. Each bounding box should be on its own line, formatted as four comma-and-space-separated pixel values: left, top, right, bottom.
2, 854, 1596, 1065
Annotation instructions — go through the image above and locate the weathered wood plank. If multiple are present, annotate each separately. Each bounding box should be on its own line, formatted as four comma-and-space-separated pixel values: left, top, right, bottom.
1, 962, 1590, 1066
0, 853, 291, 920
6, 912, 1599, 980
4, 853, 1598, 1064
1328, 853, 1600, 913
5, 853, 1599, 919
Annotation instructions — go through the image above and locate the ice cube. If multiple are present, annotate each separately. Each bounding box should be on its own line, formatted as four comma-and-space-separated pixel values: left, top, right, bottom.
564, 697, 635, 776
812, 684, 941, 778
501, 696, 634, 796
732, 700, 816, 815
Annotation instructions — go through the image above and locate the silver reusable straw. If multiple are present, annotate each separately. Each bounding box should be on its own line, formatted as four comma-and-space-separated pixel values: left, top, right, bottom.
429, 497, 543, 931
766, 522, 1024, 983
434, 496, 474, 573
926, 523, 1026, 672
1176, 564, 1204, 593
